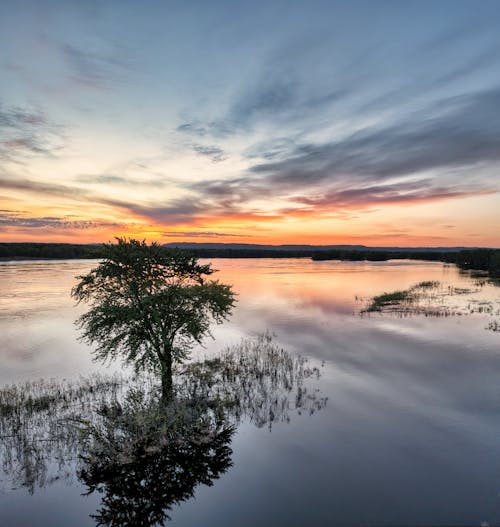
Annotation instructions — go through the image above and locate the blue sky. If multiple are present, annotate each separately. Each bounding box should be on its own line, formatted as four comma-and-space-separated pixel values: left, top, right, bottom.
1, 0, 499, 245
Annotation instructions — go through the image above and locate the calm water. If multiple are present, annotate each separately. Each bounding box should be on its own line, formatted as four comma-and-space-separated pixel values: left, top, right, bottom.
1, 258, 500, 526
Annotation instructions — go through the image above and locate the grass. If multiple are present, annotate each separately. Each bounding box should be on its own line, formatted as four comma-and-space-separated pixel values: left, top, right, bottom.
414, 280, 440, 289
488, 320, 500, 332
0, 334, 326, 493
364, 281, 444, 313
361, 278, 500, 325
365, 290, 415, 312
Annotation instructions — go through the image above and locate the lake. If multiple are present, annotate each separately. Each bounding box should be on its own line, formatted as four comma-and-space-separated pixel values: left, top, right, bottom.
1, 258, 500, 526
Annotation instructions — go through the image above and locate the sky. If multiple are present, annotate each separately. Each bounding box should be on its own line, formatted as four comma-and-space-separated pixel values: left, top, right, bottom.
0, 0, 499, 247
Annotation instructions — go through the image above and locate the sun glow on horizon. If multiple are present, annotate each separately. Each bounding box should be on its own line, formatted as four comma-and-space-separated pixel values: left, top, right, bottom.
1, 1, 499, 247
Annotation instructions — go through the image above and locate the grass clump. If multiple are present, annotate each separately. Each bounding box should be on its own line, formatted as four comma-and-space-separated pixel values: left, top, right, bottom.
365, 290, 414, 312
414, 281, 440, 289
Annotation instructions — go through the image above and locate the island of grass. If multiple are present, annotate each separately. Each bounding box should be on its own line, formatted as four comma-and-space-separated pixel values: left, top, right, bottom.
365, 281, 441, 313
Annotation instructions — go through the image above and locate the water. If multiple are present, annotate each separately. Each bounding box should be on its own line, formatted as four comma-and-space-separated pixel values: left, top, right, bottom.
0, 258, 499, 526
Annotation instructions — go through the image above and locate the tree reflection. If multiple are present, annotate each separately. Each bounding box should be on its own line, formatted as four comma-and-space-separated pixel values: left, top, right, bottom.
80, 391, 234, 526
0, 335, 327, 526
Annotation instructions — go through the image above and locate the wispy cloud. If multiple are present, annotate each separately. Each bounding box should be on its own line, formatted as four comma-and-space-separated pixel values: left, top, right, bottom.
162, 231, 243, 238
178, 86, 500, 220
191, 144, 226, 163
249, 87, 500, 187
60, 40, 129, 90
75, 174, 166, 188
0, 103, 65, 161
0, 211, 123, 230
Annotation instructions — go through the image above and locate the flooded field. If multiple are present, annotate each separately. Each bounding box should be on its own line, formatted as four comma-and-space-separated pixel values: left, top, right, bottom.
1, 258, 499, 526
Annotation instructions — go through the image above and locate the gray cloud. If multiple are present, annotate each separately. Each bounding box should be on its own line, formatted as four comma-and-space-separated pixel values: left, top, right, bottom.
3, 87, 498, 226
0, 177, 88, 201
61, 41, 129, 89
177, 87, 500, 218
228, 79, 298, 126
176, 122, 207, 136
250, 87, 500, 188
293, 181, 494, 211
0, 103, 64, 162
0, 211, 123, 230
191, 144, 227, 163
178, 80, 348, 139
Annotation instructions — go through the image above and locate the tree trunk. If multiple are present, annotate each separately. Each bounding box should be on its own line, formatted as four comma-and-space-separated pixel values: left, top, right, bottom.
160, 353, 173, 404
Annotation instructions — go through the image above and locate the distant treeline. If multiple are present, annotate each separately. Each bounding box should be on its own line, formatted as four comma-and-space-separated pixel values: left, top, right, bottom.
455, 249, 500, 277
0, 243, 105, 260
175, 248, 313, 259
0, 243, 311, 260
1, 243, 499, 277
312, 248, 500, 277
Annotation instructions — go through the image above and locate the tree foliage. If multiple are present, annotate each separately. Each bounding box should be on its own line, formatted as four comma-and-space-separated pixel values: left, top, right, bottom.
71, 238, 235, 400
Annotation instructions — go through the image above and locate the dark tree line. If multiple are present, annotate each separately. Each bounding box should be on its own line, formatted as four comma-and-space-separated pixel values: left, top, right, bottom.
0, 242, 105, 259
1, 243, 499, 277
311, 248, 500, 277
311, 249, 457, 263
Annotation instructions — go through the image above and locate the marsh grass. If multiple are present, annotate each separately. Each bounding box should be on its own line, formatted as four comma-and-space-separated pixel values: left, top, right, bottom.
363, 281, 443, 313
0, 375, 125, 492
364, 290, 415, 312
488, 320, 500, 332
0, 334, 326, 496
177, 333, 326, 428
361, 280, 500, 326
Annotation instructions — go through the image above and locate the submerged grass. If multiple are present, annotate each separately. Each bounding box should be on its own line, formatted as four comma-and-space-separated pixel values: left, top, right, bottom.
365, 290, 415, 312
0, 334, 326, 494
488, 320, 500, 332
364, 281, 444, 313
361, 279, 500, 326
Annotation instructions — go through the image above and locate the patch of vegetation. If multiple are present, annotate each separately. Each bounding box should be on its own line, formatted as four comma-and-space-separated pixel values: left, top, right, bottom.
0, 335, 326, 508
361, 278, 500, 327
488, 321, 500, 332
365, 290, 415, 312
414, 281, 440, 289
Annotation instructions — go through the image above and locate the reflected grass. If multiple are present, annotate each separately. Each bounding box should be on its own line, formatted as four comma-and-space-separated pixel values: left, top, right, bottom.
363, 281, 442, 313
0, 334, 326, 501
360, 280, 500, 331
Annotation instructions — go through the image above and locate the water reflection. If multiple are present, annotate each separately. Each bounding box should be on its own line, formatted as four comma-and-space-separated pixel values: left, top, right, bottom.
0, 335, 325, 526
2, 259, 500, 526
80, 391, 234, 527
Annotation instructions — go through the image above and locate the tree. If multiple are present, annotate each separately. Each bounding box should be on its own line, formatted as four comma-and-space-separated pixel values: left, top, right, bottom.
71, 238, 235, 402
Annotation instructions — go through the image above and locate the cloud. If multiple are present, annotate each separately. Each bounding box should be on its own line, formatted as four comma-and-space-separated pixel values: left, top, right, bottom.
2, 85, 498, 229
60, 41, 129, 89
228, 79, 298, 126
176, 122, 207, 136
191, 144, 227, 162
0, 175, 207, 225
0, 177, 88, 200
75, 174, 166, 187
292, 181, 495, 211
162, 231, 243, 238
0, 211, 123, 230
0, 103, 65, 161
184, 87, 500, 216
250, 87, 500, 187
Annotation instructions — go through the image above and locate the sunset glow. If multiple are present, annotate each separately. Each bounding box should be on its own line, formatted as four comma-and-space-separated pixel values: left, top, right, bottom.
1, 1, 499, 247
